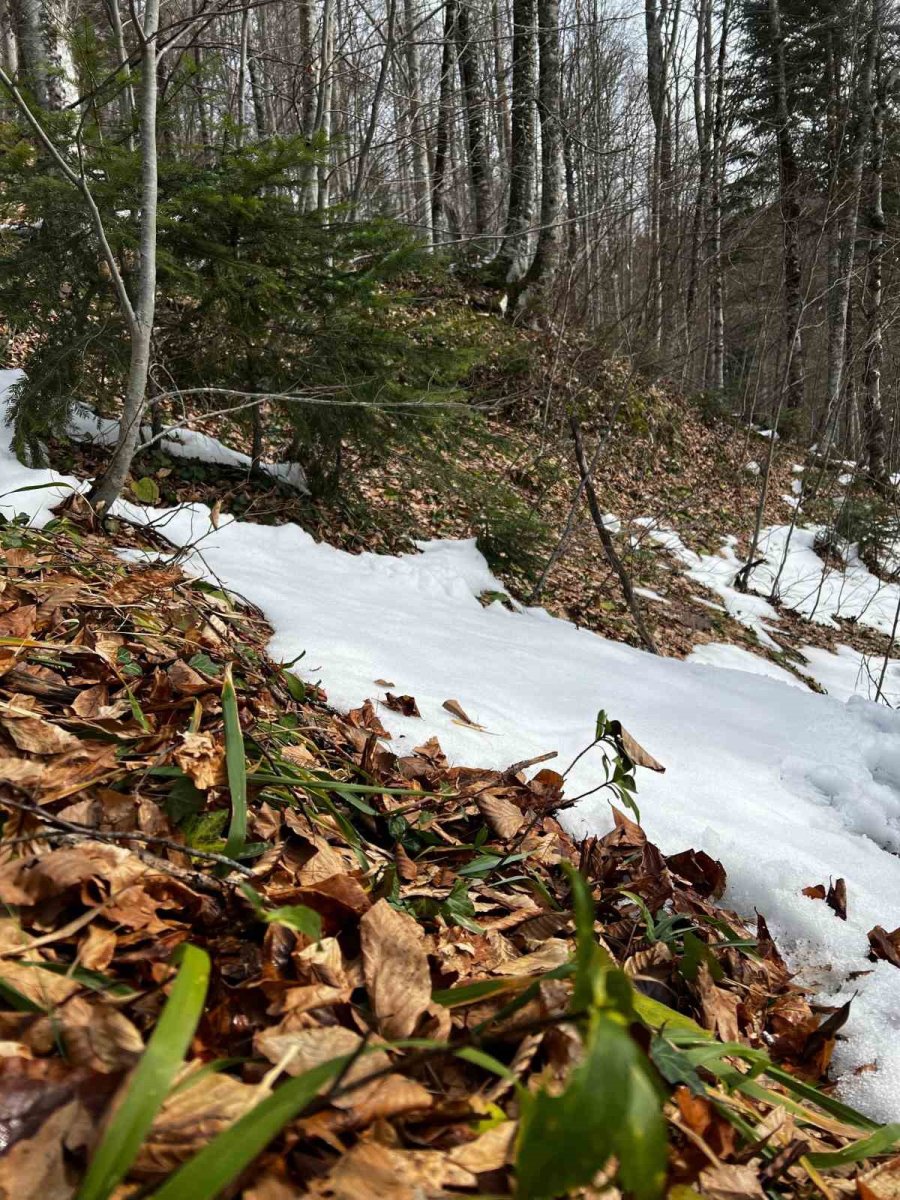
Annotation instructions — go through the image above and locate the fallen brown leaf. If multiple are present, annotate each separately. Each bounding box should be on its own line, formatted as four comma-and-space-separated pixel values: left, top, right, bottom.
360, 899, 431, 1039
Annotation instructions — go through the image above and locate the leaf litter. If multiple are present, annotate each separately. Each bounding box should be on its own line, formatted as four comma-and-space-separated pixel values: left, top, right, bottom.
0, 507, 898, 1197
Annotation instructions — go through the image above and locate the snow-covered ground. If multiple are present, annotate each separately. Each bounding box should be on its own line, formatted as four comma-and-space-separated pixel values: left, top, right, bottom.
68, 403, 308, 492
4, 369, 900, 1119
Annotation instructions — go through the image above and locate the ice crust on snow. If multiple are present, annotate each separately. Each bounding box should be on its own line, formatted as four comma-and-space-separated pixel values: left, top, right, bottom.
687, 641, 808, 689
5, 372, 900, 1117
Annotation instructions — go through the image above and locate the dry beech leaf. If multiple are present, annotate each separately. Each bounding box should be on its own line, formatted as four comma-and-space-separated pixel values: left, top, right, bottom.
311, 1141, 476, 1200
492, 940, 569, 976
174, 730, 225, 790
698, 964, 741, 1043
167, 661, 211, 696
611, 721, 665, 772
827, 876, 848, 920
448, 1121, 517, 1173
255, 1025, 391, 1108
859, 1156, 900, 1199
48, 996, 143, 1072
476, 791, 524, 840
441, 698, 485, 729
0, 605, 37, 639
869, 924, 900, 968
360, 898, 431, 1039
281, 742, 318, 768
0, 842, 147, 906
803, 883, 827, 900
699, 1164, 766, 1199
1, 715, 82, 755
384, 693, 421, 718
133, 1071, 257, 1177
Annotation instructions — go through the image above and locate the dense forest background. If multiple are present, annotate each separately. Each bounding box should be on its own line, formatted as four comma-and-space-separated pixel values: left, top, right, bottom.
1, 0, 899, 494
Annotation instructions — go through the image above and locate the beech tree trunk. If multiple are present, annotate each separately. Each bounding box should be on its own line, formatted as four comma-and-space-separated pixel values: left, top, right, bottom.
13, 0, 77, 109
455, 0, 492, 242
494, 0, 535, 282
431, 0, 458, 239
511, 0, 563, 317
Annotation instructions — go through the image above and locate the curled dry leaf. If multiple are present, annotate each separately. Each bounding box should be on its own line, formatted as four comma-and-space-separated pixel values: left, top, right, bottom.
384, 693, 421, 718
802, 884, 827, 900
869, 924, 900, 968
360, 899, 431, 1039
827, 876, 847, 920
610, 720, 665, 772
174, 730, 226, 790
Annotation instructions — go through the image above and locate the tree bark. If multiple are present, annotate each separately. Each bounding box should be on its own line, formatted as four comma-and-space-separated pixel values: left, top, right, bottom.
862, 51, 886, 487
13, 0, 77, 109
494, 0, 535, 282
767, 0, 804, 420
431, 0, 458, 239
822, 0, 879, 437
90, 0, 160, 511
402, 0, 432, 241
455, 0, 491, 242
510, 0, 563, 317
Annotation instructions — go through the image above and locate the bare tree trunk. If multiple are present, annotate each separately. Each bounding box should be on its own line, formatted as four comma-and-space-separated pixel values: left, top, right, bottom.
494, 0, 535, 282
685, 0, 712, 353
706, 0, 730, 395
0, 0, 16, 75
351, 0, 398, 209
822, 0, 879, 436
90, 0, 160, 511
315, 0, 335, 209
862, 51, 886, 486
455, 0, 491, 241
644, 0, 679, 351
13, 0, 76, 109
298, 0, 317, 208
511, 0, 563, 316
767, 0, 804, 420
402, 0, 432, 241
104, 0, 134, 148
431, 0, 458, 239
570, 415, 659, 654
236, 5, 250, 147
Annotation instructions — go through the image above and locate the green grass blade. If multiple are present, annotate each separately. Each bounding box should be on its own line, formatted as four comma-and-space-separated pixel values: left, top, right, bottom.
150, 1056, 349, 1200
805, 1123, 900, 1168
77, 944, 210, 1200
222, 664, 248, 861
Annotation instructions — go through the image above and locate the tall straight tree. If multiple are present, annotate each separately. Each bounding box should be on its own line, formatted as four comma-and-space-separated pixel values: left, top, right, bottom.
455, 0, 492, 240
494, 0, 536, 281
766, 0, 805, 420
512, 0, 563, 315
